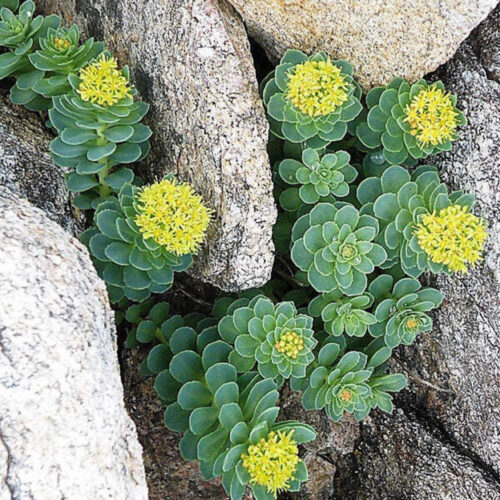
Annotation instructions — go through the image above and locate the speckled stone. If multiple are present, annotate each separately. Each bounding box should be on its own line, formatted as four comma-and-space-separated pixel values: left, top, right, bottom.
37, 0, 277, 292
0, 189, 147, 499
228, 0, 497, 89
0, 92, 83, 235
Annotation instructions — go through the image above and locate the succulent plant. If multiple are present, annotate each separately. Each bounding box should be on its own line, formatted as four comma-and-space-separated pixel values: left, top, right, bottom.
368, 274, 443, 348
218, 295, 317, 383
308, 290, 377, 337
278, 148, 357, 210
0, 0, 60, 109
291, 203, 387, 295
355, 78, 466, 165
356, 164, 485, 277
146, 316, 316, 499
0, 0, 19, 11
10, 24, 104, 105
294, 339, 406, 421
80, 180, 211, 303
124, 300, 170, 347
48, 52, 152, 203
262, 50, 362, 150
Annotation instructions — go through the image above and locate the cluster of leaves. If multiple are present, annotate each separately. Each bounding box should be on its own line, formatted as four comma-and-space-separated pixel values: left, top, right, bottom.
1, 3, 489, 496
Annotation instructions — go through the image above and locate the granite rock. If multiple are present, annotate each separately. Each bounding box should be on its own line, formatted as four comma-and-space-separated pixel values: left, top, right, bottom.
0, 91, 83, 235
0, 188, 147, 499
37, 0, 276, 292
227, 0, 497, 89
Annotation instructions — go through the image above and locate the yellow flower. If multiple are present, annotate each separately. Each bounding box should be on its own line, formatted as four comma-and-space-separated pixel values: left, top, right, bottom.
403, 83, 458, 147
241, 430, 299, 496
275, 331, 304, 359
134, 178, 212, 256
414, 205, 487, 273
54, 37, 71, 51
78, 54, 132, 107
286, 59, 349, 117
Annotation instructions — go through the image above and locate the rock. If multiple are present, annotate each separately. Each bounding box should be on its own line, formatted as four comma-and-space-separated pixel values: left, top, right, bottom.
0, 91, 83, 235
37, 0, 276, 292
121, 347, 227, 500
391, 37, 500, 474
335, 410, 500, 499
227, 0, 497, 89
471, 4, 500, 82
0, 188, 147, 499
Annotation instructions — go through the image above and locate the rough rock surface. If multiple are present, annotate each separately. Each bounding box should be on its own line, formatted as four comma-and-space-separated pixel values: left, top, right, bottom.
334, 410, 500, 499
471, 4, 500, 82
227, 0, 497, 89
0, 188, 147, 499
37, 0, 276, 292
122, 347, 227, 500
0, 91, 83, 235
394, 33, 500, 473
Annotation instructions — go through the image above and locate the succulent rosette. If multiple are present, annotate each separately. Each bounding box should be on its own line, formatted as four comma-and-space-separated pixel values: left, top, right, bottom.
218, 295, 317, 382
296, 340, 406, 421
356, 78, 466, 164
146, 315, 316, 500
49, 52, 152, 204
278, 148, 357, 210
12, 24, 104, 103
262, 49, 362, 149
80, 177, 211, 303
308, 290, 377, 337
368, 274, 443, 348
0, 0, 60, 109
357, 165, 487, 277
291, 203, 387, 295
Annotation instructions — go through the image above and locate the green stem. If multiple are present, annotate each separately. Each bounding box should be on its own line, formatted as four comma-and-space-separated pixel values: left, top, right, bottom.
96, 125, 112, 197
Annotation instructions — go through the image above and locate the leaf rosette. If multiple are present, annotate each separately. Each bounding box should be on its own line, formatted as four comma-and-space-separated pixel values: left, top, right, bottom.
291, 203, 387, 295
308, 290, 377, 337
368, 274, 443, 348
278, 148, 358, 210
49, 53, 152, 204
80, 182, 193, 303
357, 164, 476, 277
262, 50, 362, 150
356, 78, 466, 165
218, 295, 317, 383
147, 316, 316, 500
0, 0, 60, 110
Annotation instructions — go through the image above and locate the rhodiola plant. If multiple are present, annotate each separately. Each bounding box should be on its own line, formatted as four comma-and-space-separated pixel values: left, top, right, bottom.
262, 49, 362, 150
291, 203, 387, 295
355, 78, 466, 165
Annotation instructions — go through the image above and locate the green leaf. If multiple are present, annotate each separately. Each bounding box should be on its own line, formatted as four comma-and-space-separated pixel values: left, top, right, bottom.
87, 142, 116, 162
66, 173, 98, 192
61, 127, 97, 145
178, 381, 212, 410
147, 344, 171, 373
104, 241, 132, 265
103, 125, 134, 142
105, 167, 134, 190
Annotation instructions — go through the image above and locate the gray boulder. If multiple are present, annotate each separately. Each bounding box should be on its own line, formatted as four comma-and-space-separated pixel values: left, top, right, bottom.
37, 0, 276, 292
0, 188, 148, 499
0, 92, 83, 235
227, 0, 497, 89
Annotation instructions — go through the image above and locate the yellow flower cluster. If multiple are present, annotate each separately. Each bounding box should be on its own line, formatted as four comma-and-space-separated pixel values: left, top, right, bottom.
54, 37, 71, 51
78, 54, 132, 107
415, 205, 487, 273
286, 59, 349, 117
134, 178, 212, 256
339, 388, 353, 402
404, 316, 420, 330
403, 84, 458, 147
275, 331, 304, 359
241, 430, 299, 496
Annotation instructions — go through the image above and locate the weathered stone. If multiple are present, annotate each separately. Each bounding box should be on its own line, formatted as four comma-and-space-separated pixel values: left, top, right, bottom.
336, 410, 500, 499
121, 347, 227, 500
37, 0, 276, 292
471, 4, 500, 82
390, 37, 500, 475
0, 188, 147, 499
0, 91, 83, 235
227, 0, 497, 89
